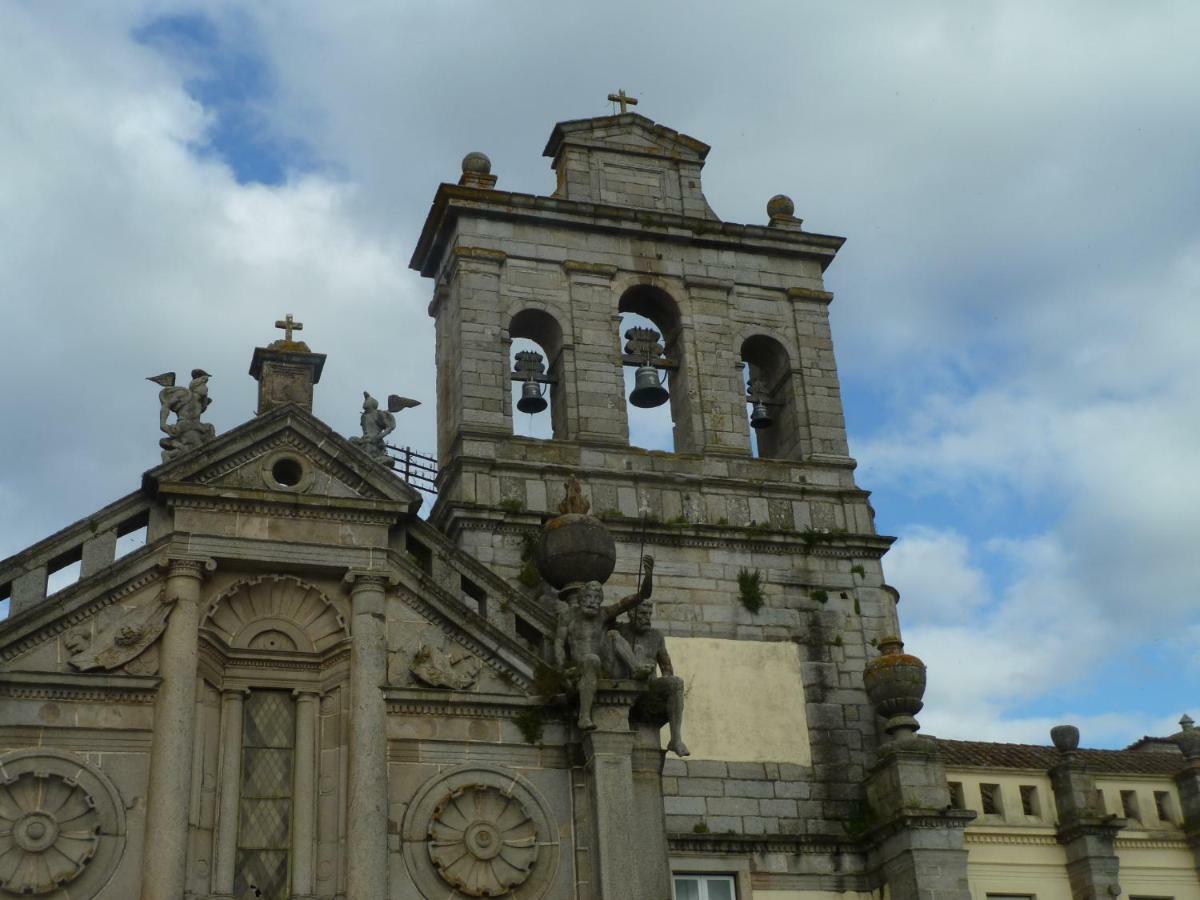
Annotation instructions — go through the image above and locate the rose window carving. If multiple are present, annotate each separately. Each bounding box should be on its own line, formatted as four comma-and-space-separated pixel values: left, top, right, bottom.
0, 772, 100, 894
428, 784, 539, 896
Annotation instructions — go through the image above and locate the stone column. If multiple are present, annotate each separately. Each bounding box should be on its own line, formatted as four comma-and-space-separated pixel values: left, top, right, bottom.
140, 556, 212, 900
1172, 728, 1200, 871
1049, 752, 1125, 899
864, 737, 974, 900
344, 571, 391, 900
582, 685, 672, 900
291, 689, 321, 899
211, 687, 247, 900
562, 261, 628, 445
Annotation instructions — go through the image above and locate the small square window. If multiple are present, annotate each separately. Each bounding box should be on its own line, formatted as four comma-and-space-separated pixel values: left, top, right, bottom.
1121, 790, 1141, 822
948, 781, 965, 810
1154, 791, 1176, 824
980, 783, 1003, 816
1020, 785, 1040, 817
461, 574, 487, 618
673, 875, 736, 900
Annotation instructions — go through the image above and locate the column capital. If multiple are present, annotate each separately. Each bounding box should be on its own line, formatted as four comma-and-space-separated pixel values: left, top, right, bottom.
157, 555, 216, 581
343, 568, 398, 590
292, 687, 323, 701
562, 259, 618, 281
218, 686, 250, 701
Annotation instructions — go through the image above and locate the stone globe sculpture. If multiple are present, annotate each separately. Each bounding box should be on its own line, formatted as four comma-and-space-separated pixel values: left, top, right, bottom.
863, 636, 927, 739
535, 476, 616, 590
1050, 724, 1080, 754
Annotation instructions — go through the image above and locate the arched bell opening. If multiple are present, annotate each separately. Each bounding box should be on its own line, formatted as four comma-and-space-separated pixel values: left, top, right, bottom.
741, 334, 801, 460
617, 284, 688, 453
508, 309, 565, 440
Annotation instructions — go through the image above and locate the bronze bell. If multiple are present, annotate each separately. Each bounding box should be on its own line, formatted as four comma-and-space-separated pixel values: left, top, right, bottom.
750, 400, 772, 429
517, 380, 548, 414
629, 365, 669, 409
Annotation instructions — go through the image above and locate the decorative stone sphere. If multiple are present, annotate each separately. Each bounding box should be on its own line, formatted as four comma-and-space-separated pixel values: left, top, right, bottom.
462, 152, 492, 175
536, 513, 616, 589
863, 637, 927, 737
767, 193, 795, 219
1050, 724, 1080, 753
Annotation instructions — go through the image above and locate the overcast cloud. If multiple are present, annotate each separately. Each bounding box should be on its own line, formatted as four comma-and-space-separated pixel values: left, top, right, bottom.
2, 0, 1198, 748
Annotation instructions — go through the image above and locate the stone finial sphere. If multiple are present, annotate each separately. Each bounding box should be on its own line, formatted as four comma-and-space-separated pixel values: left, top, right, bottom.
1050, 724, 1080, 753
536, 513, 616, 589
767, 194, 795, 219
462, 152, 492, 175
863, 637, 926, 738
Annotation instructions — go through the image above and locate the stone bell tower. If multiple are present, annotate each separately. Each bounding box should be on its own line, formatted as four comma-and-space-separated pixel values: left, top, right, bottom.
411, 107, 969, 899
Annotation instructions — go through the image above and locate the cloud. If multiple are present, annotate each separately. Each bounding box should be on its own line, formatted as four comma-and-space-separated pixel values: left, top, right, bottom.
2, 1, 1199, 747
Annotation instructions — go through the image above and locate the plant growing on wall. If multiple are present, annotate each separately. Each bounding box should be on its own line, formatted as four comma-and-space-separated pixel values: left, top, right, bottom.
737, 567, 765, 614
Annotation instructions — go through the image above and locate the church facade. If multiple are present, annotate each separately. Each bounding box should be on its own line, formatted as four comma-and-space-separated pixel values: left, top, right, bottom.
1, 109, 1198, 900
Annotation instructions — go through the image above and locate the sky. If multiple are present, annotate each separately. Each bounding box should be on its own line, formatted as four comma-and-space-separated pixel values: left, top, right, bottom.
2, 0, 1198, 748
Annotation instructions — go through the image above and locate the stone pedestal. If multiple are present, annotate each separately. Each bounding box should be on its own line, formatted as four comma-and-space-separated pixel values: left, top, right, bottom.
864, 736, 973, 900
345, 572, 391, 900
582, 684, 673, 900
1050, 755, 1126, 899
140, 556, 212, 900
249, 343, 326, 415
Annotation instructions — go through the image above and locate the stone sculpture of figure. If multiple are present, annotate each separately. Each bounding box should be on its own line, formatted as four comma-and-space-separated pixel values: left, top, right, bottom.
617, 602, 690, 756
349, 392, 420, 467
147, 369, 216, 462
554, 556, 654, 731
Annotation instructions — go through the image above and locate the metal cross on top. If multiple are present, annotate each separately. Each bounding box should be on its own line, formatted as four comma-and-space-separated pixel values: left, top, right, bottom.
607, 89, 638, 114
275, 313, 303, 342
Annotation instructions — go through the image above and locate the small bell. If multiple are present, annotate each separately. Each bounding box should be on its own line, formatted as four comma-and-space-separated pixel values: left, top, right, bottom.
750, 400, 772, 429
629, 365, 669, 409
517, 380, 548, 414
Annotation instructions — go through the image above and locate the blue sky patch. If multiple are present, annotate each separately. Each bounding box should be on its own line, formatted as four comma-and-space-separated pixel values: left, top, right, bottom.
134, 12, 314, 185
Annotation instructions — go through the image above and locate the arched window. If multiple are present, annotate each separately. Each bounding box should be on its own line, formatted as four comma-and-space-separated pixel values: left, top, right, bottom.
617, 285, 691, 452
741, 334, 800, 460
509, 309, 565, 440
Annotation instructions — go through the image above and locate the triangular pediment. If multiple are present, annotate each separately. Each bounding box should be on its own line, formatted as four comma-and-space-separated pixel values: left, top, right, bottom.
543, 112, 710, 162
143, 403, 422, 514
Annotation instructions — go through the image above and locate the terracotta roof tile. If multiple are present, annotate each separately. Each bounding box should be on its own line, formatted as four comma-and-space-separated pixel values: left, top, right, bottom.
937, 739, 1185, 776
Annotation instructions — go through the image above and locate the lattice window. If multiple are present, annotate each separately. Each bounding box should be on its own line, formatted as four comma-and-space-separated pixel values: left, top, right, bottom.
235, 690, 296, 900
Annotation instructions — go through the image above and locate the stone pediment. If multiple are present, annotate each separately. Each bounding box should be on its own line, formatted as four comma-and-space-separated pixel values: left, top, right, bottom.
142, 402, 422, 515
543, 112, 710, 162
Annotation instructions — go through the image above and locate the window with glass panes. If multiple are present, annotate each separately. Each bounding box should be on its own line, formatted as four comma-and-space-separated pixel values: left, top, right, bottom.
673, 874, 736, 900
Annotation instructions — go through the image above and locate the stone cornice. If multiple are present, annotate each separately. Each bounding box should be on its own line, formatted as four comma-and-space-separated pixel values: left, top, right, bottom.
668, 831, 861, 856
162, 490, 402, 525
451, 245, 507, 266
410, 184, 846, 277
0, 670, 160, 704
682, 274, 735, 294
447, 512, 891, 560
383, 688, 554, 719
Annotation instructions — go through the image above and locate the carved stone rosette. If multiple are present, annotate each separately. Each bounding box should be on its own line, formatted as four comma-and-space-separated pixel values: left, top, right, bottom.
0, 750, 126, 897
402, 766, 561, 899
428, 784, 538, 896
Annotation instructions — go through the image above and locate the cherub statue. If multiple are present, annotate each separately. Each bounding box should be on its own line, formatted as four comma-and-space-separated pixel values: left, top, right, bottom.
147, 369, 216, 461
617, 602, 690, 756
554, 556, 654, 731
349, 392, 419, 466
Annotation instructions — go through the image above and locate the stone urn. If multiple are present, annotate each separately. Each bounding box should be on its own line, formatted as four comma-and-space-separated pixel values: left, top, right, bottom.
535, 476, 617, 590
863, 637, 927, 739
1050, 724, 1080, 754
1176, 724, 1200, 762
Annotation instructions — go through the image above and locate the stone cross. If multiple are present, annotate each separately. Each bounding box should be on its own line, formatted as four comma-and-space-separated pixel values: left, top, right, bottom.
607, 89, 638, 114
275, 313, 303, 342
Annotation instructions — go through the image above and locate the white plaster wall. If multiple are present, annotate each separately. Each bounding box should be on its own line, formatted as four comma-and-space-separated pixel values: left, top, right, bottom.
663, 636, 810, 764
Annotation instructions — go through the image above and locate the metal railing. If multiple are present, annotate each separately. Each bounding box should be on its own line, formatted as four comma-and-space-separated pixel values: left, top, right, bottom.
385, 444, 438, 495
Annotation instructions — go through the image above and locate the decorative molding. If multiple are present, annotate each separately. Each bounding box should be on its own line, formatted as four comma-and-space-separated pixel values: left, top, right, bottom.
668, 832, 859, 855
384, 690, 556, 721
0, 670, 160, 704
561, 260, 618, 279
786, 286, 834, 303
965, 832, 1060, 846
1114, 836, 1191, 850
163, 493, 398, 526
